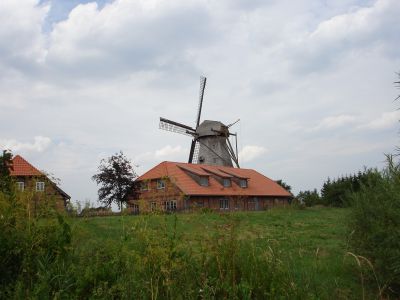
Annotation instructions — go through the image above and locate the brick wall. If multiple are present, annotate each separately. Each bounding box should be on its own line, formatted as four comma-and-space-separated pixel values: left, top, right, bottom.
14, 176, 67, 212
127, 178, 290, 214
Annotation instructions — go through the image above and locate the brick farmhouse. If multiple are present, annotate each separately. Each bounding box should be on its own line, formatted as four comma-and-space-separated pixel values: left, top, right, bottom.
128, 161, 292, 213
10, 155, 70, 211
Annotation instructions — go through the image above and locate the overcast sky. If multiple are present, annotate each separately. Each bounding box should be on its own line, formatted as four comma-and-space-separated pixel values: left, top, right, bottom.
1, 0, 399, 205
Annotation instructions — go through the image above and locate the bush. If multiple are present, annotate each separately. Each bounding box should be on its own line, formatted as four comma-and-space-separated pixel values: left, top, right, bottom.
0, 189, 72, 298
321, 170, 376, 207
348, 156, 400, 296
296, 189, 321, 207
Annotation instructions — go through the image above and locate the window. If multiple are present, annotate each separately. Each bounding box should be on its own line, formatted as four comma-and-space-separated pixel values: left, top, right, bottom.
150, 202, 157, 211
164, 200, 177, 211
239, 179, 247, 188
223, 178, 231, 187
200, 176, 209, 186
157, 179, 165, 189
234, 200, 240, 210
36, 182, 45, 192
219, 198, 229, 210
132, 204, 140, 214
17, 182, 25, 191
195, 201, 204, 207
141, 181, 149, 191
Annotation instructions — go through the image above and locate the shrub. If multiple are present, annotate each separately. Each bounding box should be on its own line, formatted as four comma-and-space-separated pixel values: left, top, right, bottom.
296, 189, 321, 207
0, 189, 72, 298
348, 155, 400, 296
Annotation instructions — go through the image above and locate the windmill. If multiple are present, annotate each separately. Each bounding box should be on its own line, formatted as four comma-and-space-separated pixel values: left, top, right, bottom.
159, 76, 240, 168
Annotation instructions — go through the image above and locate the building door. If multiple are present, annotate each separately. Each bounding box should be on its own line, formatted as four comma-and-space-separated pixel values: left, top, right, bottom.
254, 197, 259, 211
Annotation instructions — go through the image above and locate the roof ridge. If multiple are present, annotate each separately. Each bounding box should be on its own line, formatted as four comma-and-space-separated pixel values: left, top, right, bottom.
137, 161, 168, 180
12, 155, 43, 175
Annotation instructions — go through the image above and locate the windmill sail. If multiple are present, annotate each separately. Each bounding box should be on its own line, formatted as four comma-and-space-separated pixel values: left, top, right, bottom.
158, 76, 240, 168
159, 117, 196, 137
195, 76, 207, 128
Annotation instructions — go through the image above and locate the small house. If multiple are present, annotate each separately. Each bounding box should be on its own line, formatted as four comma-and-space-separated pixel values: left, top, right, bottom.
10, 155, 70, 211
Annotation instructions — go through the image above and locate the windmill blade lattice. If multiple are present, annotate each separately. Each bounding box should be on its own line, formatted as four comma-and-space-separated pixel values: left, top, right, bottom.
195, 76, 207, 128
159, 117, 196, 137
192, 141, 200, 164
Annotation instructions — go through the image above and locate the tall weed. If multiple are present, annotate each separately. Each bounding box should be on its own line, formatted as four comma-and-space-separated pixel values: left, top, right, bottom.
348, 155, 400, 296
0, 189, 72, 298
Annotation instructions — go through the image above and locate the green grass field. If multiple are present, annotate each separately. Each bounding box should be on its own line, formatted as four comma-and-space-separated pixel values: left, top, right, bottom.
69, 207, 377, 299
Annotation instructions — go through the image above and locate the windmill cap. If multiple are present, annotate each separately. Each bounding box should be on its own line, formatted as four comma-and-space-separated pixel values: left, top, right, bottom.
196, 120, 229, 137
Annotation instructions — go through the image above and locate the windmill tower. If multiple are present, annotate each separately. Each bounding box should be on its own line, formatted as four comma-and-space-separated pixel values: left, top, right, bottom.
159, 76, 240, 168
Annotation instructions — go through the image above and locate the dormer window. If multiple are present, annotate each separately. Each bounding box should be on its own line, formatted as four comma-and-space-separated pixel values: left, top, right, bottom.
17, 182, 25, 191
36, 182, 45, 192
200, 176, 209, 186
223, 178, 231, 187
157, 179, 165, 189
239, 179, 248, 188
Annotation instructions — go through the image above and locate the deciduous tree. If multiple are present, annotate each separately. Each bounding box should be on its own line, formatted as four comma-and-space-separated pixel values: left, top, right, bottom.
92, 151, 137, 210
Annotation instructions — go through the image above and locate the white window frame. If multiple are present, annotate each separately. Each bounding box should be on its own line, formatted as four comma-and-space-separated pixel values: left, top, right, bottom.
219, 198, 229, 210
17, 181, 25, 191
234, 200, 240, 210
200, 176, 209, 186
141, 181, 150, 191
223, 178, 231, 187
36, 181, 45, 192
157, 179, 165, 189
133, 203, 140, 214
239, 179, 248, 188
150, 201, 157, 211
164, 200, 177, 211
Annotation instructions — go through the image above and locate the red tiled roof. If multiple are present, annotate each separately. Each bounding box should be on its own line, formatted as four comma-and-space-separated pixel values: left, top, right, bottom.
219, 168, 249, 179
178, 164, 210, 176
10, 155, 43, 176
201, 166, 233, 178
137, 161, 292, 197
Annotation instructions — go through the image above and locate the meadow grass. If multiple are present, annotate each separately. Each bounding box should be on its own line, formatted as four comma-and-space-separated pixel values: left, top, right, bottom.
1, 196, 381, 299
68, 207, 375, 299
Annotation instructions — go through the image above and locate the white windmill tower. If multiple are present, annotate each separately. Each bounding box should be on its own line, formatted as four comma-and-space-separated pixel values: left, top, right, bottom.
159, 76, 240, 167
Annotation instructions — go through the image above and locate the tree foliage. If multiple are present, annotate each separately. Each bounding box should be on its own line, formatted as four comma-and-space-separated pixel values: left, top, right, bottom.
276, 179, 292, 193
348, 155, 400, 295
320, 170, 376, 207
296, 189, 321, 207
0, 150, 13, 194
92, 151, 137, 210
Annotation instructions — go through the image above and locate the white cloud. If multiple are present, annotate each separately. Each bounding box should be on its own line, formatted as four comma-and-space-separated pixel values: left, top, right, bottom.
311, 114, 357, 131
45, 0, 215, 78
361, 111, 400, 130
288, 0, 400, 73
0, 0, 49, 67
155, 145, 186, 159
0, 136, 52, 152
239, 145, 267, 163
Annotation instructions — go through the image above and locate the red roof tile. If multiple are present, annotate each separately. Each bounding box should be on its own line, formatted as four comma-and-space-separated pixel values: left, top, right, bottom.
201, 166, 233, 178
10, 155, 43, 176
137, 161, 292, 197
178, 164, 210, 176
